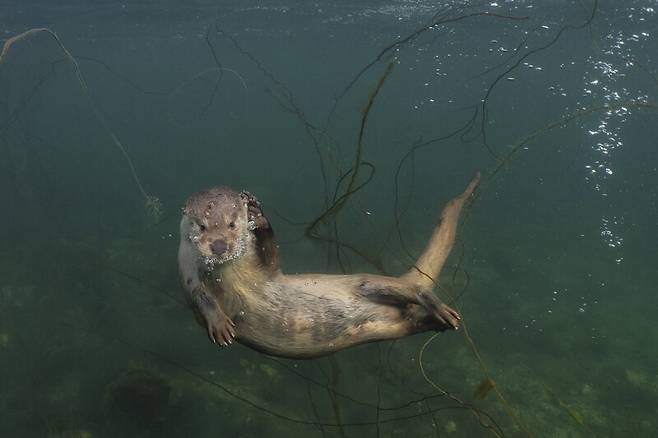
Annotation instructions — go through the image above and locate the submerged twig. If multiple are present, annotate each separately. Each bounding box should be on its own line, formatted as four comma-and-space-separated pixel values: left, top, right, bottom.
306, 62, 395, 240
0, 28, 161, 220
340, 10, 529, 99
472, 0, 600, 158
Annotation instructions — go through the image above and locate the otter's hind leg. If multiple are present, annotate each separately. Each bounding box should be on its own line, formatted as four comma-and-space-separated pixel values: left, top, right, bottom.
386, 172, 480, 329
357, 279, 460, 330
353, 305, 450, 346
356, 174, 479, 330
404, 305, 453, 334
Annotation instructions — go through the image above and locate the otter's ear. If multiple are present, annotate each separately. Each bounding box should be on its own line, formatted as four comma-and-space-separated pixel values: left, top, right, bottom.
240, 190, 270, 230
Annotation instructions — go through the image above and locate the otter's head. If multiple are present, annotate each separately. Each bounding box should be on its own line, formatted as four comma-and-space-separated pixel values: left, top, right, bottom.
181, 187, 264, 266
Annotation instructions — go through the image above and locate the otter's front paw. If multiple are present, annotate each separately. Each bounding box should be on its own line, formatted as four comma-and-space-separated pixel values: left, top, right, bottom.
433, 303, 461, 331
205, 313, 236, 346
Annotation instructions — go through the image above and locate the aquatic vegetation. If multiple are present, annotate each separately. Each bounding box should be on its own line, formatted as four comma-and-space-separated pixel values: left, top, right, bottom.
474, 378, 496, 400
166, 67, 249, 129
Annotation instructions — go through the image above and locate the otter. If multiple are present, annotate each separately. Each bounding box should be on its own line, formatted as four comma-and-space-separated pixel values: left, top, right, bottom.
178, 173, 479, 359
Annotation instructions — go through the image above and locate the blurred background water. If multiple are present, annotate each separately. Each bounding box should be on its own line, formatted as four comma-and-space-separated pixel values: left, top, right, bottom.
1, 1, 657, 437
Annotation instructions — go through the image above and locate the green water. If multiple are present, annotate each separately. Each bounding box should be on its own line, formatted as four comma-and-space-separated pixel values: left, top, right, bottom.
1, 1, 657, 437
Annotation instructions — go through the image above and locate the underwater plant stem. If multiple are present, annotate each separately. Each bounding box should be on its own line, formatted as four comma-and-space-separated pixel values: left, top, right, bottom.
306, 384, 328, 438
476, 0, 599, 159
351, 62, 394, 190
419, 333, 504, 437
166, 66, 249, 128
341, 11, 528, 98
0, 28, 159, 215
490, 100, 658, 182
459, 317, 536, 438
306, 62, 394, 239
212, 22, 331, 211
327, 355, 347, 438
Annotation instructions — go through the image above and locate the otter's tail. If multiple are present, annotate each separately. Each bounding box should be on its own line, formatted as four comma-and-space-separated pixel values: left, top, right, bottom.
401, 172, 480, 290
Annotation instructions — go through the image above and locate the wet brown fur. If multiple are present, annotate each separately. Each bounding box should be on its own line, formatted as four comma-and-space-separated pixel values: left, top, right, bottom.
178, 175, 480, 359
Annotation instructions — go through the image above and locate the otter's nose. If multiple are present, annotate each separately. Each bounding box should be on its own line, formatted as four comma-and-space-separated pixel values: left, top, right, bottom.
210, 239, 228, 256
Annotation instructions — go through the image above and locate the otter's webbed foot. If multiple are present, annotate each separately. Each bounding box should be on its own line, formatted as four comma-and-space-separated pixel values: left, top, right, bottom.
432, 302, 461, 331
417, 292, 461, 330
191, 287, 236, 346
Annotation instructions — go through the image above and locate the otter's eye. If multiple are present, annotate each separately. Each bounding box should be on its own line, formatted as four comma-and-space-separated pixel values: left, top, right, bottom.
228, 221, 236, 229
198, 223, 206, 232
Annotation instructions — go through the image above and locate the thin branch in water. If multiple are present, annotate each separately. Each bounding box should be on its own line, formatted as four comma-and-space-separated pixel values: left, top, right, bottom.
74, 55, 169, 96
306, 62, 395, 240
339, 10, 529, 99
211, 22, 331, 210
0, 28, 161, 220
470, 0, 599, 158
166, 66, 248, 128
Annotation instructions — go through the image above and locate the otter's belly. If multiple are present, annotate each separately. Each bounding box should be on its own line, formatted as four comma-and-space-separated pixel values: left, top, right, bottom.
229, 281, 422, 359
